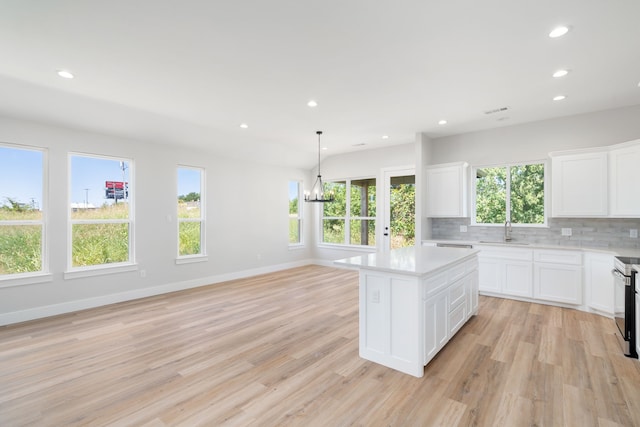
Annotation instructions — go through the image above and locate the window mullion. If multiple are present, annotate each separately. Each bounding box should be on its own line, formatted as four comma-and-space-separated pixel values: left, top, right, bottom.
505, 165, 511, 222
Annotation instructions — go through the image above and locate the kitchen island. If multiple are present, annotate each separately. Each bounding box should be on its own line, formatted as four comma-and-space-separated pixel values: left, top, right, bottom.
335, 246, 479, 377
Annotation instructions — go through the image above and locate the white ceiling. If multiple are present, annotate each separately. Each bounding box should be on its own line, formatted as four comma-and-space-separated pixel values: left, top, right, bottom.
1, 0, 639, 168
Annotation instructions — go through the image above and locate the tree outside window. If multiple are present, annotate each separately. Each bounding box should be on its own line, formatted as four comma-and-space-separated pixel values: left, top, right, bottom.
289, 181, 302, 245
474, 163, 545, 225
322, 178, 376, 246
0, 144, 45, 276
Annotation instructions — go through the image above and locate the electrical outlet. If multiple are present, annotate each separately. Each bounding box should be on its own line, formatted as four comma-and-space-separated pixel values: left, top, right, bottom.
140, 269, 146, 278
631, 229, 638, 238
561, 228, 572, 236
460, 225, 468, 233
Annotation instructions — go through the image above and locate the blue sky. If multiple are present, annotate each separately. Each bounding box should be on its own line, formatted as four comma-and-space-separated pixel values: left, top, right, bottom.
1, 146, 201, 209
0, 146, 43, 209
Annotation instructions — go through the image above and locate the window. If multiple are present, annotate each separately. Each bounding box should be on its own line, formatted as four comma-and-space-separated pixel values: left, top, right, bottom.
0, 144, 46, 277
322, 178, 376, 246
473, 162, 545, 225
288, 180, 302, 245
177, 167, 205, 257
69, 154, 133, 269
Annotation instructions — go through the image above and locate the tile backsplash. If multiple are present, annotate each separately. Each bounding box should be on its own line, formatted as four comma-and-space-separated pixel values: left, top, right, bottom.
431, 218, 640, 249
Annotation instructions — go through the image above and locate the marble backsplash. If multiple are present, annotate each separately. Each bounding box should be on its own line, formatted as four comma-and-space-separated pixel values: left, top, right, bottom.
431, 217, 640, 250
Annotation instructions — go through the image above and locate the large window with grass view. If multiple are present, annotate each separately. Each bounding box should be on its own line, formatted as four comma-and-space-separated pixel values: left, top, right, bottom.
288, 180, 302, 245
474, 162, 545, 225
177, 167, 205, 257
0, 143, 46, 277
69, 154, 133, 269
322, 178, 376, 246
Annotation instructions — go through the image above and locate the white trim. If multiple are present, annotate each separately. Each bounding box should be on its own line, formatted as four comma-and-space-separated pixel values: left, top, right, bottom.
175, 255, 209, 265
1, 259, 317, 326
64, 263, 138, 279
0, 273, 53, 288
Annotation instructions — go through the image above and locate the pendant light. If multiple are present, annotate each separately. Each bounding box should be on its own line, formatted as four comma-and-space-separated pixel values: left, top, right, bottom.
304, 131, 335, 203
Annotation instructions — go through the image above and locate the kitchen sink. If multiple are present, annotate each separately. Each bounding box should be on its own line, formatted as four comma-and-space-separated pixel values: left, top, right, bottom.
477, 240, 530, 246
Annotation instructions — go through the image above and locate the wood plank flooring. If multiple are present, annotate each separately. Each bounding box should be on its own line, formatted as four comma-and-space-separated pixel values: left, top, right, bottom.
1, 265, 640, 426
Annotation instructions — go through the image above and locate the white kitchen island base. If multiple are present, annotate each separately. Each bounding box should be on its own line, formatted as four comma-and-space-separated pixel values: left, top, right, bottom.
336, 246, 479, 378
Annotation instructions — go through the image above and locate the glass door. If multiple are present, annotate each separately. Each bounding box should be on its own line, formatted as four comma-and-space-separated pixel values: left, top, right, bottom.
381, 168, 415, 251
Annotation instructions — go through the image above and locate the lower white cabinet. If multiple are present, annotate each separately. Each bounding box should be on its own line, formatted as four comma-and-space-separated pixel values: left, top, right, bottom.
423, 290, 448, 362
477, 245, 533, 298
533, 250, 582, 305
585, 252, 614, 314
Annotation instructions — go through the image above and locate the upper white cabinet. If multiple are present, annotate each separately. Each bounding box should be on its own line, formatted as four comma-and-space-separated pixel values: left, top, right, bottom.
550, 139, 640, 218
425, 162, 468, 217
609, 140, 640, 217
550, 150, 608, 217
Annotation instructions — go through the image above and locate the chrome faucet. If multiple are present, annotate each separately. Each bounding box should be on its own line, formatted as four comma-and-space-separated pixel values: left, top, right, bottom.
504, 220, 512, 241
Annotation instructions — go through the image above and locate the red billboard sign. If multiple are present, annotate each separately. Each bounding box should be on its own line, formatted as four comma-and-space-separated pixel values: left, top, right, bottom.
105, 181, 128, 199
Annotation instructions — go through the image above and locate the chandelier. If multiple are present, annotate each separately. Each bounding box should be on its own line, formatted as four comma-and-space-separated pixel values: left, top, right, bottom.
304, 131, 335, 203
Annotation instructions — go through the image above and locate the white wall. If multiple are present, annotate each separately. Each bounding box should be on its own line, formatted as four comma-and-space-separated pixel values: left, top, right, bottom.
0, 116, 313, 324
429, 105, 640, 165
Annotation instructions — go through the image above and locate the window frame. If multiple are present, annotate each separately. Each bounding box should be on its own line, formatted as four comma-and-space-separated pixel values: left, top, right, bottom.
66, 152, 136, 278
319, 176, 377, 249
288, 180, 304, 248
0, 142, 50, 286
471, 160, 548, 227
176, 165, 207, 263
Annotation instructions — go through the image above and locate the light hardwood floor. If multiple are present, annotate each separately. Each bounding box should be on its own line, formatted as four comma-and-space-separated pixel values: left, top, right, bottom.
1, 265, 640, 426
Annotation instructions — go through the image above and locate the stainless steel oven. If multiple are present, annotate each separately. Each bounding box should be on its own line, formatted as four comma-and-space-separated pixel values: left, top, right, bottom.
613, 256, 638, 358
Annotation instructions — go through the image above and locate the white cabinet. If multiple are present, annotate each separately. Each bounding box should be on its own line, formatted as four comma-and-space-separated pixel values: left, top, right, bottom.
423, 290, 448, 363
609, 140, 640, 217
477, 245, 533, 298
550, 150, 608, 217
425, 162, 468, 217
533, 250, 582, 305
585, 252, 614, 315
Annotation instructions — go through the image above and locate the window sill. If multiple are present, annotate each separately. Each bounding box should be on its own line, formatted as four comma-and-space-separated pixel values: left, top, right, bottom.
0, 272, 53, 288
64, 263, 138, 280
317, 243, 377, 253
176, 255, 209, 265
288, 244, 305, 251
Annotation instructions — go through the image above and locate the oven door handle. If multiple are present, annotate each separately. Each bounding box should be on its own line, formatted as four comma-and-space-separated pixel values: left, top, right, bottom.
612, 269, 631, 285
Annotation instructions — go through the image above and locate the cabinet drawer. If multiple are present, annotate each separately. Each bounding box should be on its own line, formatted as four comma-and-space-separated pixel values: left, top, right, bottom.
448, 263, 467, 282
476, 246, 533, 261
422, 271, 448, 299
449, 303, 466, 335
448, 279, 466, 311
534, 250, 582, 265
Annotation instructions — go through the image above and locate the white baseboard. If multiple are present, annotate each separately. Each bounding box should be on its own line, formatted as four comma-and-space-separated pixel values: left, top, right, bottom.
0, 259, 319, 326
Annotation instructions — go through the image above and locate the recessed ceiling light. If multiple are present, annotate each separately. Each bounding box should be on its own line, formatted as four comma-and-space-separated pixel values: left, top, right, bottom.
381, 135, 389, 139
239, 123, 248, 129
57, 70, 74, 79
549, 26, 570, 38
553, 69, 569, 78
307, 100, 318, 107
553, 95, 566, 101
438, 120, 447, 125
322, 146, 328, 151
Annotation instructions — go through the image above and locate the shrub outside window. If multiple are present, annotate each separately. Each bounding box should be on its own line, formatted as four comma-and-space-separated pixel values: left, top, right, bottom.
69, 154, 133, 269
0, 144, 46, 277
177, 167, 205, 257
289, 180, 302, 245
474, 162, 545, 225
322, 178, 376, 246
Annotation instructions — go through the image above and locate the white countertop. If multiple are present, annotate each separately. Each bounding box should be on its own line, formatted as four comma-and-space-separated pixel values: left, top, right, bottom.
422, 239, 640, 258
334, 246, 478, 277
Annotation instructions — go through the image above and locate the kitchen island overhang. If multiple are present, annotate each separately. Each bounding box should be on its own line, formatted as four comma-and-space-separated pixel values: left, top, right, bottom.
335, 246, 480, 378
